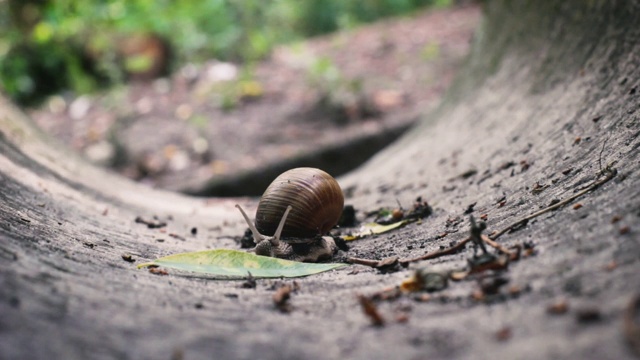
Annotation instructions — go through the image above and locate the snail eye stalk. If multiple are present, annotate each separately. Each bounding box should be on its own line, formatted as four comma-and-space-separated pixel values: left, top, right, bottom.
235, 204, 263, 245
273, 206, 293, 244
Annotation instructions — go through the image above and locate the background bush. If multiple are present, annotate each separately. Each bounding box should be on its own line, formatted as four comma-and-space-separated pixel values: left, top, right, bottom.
0, 0, 451, 105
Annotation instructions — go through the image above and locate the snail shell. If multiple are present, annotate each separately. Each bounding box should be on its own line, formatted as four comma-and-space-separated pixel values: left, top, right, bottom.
255, 167, 344, 238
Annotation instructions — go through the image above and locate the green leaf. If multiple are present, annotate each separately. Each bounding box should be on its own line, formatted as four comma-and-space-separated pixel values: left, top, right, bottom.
124, 54, 153, 73
32, 22, 55, 43
137, 249, 347, 278
342, 220, 408, 241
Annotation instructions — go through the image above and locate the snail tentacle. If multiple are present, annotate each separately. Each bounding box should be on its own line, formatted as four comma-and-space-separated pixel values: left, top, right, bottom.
236, 204, 293, 256
235, 204, 263, 245
272, 205, 292, 246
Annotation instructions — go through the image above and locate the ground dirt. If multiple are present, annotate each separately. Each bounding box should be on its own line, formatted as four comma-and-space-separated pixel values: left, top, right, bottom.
1, 1, 640, 360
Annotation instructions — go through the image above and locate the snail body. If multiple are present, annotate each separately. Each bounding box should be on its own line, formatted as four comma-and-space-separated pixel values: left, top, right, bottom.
236, 168, 344, 262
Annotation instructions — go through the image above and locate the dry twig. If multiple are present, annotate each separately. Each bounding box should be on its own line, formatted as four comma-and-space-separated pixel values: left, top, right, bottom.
399, 237, 471, 265
489, 169, 616, 241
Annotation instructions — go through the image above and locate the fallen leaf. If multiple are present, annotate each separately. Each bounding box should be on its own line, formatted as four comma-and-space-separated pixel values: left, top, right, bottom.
137, 249, 347, 278
342, 220, 408, 241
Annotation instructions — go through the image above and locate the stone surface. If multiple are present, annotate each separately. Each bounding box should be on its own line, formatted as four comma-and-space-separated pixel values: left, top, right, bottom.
1, 1, 640, 359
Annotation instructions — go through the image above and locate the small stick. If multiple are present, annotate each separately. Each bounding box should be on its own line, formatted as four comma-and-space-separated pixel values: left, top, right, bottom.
348, 257, 383, 267
490, 169, 616, 241
481, 235, 512, 256
399, 237, 471, 265
348, 256, 399, 269
598, 137, 609, 175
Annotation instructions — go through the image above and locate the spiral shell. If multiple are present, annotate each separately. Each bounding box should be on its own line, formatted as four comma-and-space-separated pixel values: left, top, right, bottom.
255, 168, 344, 238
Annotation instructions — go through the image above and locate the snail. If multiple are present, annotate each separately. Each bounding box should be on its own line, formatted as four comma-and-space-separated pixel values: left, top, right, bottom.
236, 167, 344, 262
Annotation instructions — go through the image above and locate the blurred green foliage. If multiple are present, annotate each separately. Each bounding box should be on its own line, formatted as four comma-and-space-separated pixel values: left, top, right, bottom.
0, 0, 451, 105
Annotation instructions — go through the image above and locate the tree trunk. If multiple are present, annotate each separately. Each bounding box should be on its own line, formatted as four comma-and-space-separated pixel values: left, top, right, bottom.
2, 1, 639, 359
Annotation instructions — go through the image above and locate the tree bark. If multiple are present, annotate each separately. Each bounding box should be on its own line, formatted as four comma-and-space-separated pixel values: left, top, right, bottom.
2, 1, 640, 359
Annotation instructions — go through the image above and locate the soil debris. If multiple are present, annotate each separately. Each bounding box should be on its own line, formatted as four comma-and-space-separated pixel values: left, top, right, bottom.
149, 267, 169, 276
575, 307, 601, 323
395, 312, 410, 324
347, 256, 400, 272
238, 228, 256, 249
547, 299, 569, 315
531, 182, 549, 195
457, 169, 478, 180
477, 275, 509, 295
508, 285, 522, 297
372, 197, 432, 225
603, 260, 618, 271
273, 284, 293, 313
134, 216, 168, 229
400, 269, 448, 293
241, 272, 257, 289
464, 202, 477, 214
168, 233, 186, 241
495, 326, 512, 342
338, 205, 357, 227
357, 294, 385, 327
121, 253, 135, 262
468, 253, 509, 274
624, 295, 640, 357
